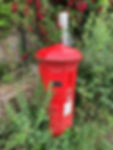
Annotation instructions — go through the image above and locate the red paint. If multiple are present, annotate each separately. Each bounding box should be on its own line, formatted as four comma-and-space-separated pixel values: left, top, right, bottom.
35, 44, 82, 136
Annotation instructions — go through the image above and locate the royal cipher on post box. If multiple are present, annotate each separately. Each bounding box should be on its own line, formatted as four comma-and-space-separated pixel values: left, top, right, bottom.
35, 44, 82, 136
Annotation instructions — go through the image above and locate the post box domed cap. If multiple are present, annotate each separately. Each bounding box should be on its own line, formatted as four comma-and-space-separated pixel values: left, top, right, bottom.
35, 44, 82, 62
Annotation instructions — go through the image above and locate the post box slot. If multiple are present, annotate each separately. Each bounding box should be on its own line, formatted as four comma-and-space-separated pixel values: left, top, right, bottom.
52, 81, 62, 87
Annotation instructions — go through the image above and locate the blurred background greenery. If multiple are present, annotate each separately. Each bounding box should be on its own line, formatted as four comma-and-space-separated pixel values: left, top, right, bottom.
0, 0, 113, 150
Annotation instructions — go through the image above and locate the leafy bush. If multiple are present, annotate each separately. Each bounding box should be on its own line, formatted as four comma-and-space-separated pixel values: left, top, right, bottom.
1, 0, 112, 56
0, 1, 12, 38
0, 62, 18, 83
5, 0, 111, 46
0, 80, 113, 150
78, 11, 113, 110
0, 81, 52, 150
0, 63, 12, 83
0, 1, 113, 150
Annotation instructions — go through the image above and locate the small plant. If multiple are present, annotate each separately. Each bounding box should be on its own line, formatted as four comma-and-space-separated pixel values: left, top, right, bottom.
0, 80, 52, 150
1, 73, 14, 83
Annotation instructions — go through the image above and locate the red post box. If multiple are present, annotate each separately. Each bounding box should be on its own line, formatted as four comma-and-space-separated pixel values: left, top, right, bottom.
35, 44, 82, 136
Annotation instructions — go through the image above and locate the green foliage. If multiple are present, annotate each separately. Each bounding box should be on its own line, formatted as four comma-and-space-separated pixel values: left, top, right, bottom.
0, 1, 12, 38
1, 73, 14, 83
78, 11, 113, 110
0, 62, 17, 83
0, 1, 113, 150
0, 63, 11, 82
0, 81, 52, 150
0, 80, 113, 150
